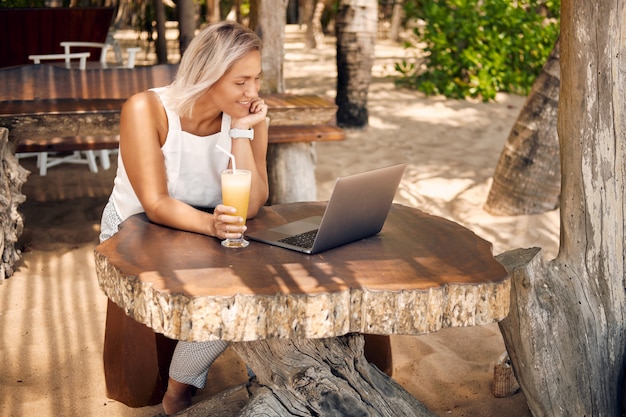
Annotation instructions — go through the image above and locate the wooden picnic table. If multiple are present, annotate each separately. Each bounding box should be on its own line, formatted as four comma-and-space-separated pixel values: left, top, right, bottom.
0, 64, 344, 204
0, 65, 339, 134
95, 201, 510, 414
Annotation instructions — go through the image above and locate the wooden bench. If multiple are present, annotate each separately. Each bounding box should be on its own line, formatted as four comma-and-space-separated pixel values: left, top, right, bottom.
0, 64, 344, 202
13, 124, 344, 174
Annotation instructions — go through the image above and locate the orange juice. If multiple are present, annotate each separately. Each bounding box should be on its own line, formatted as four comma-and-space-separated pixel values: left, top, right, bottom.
221, 169, 251, 248
221, 169, 251, 221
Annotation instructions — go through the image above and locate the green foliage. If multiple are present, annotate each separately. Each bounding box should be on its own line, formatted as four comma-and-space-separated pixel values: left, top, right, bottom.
0, 0, 46, 7
0, 0, 114, 7
396, 0, 560, 101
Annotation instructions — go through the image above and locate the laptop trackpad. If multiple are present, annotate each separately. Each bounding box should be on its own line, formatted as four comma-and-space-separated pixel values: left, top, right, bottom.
269, 216, 322, 235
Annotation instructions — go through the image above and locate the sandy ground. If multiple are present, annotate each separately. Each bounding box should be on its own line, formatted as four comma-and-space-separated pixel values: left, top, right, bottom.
0, 25, 560, 416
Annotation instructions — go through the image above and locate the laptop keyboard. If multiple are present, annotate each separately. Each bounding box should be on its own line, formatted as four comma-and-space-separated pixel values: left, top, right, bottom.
278, 229, 318, 249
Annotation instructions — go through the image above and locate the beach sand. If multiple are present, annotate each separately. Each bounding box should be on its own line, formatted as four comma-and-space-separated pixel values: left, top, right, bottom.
0, 26, 559, 416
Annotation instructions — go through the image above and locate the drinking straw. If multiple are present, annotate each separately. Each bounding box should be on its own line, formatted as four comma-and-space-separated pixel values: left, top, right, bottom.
216, 144, 237, 172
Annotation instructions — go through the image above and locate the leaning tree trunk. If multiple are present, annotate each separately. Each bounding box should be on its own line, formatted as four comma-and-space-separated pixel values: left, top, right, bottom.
497, 1, 626, 416
484, 38, 561, 216
335, 0, 377, 128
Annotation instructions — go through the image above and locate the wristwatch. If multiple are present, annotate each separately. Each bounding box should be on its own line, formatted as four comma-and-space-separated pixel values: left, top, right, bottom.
229, 128, 254, 140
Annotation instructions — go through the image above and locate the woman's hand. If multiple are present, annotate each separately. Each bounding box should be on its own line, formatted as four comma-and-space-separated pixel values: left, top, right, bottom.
231, 97, 268, 130
212, 204, 247, 239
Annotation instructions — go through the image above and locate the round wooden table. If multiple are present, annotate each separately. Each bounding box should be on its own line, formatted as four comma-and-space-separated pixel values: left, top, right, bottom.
95, 202, 509, 415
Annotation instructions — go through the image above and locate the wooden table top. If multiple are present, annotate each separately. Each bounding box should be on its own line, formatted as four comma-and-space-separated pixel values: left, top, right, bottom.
0, 94, 337, 118
0, 64, 178, 101
95, 202, 510, 342
0, 64, 337, 126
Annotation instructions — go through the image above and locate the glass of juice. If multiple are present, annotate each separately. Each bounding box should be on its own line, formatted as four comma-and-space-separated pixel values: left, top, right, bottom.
220, 169, 251, 248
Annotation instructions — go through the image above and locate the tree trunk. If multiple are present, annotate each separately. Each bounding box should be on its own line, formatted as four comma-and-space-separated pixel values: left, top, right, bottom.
484, 38, 561, 216
497, 1, 626, 415
303, 0, 325, 49
206, 0, 220, 23
177, 0, 197, 57
267, 142, 317, 204
251, 0, 317, 204
230, 335, 434, 416
335, 0, 377, 128
152, 0, 168, 64
389, 2, 404, 42
250, 0, 288, 95
0, 128, 28, 281
176, 334, 435, 417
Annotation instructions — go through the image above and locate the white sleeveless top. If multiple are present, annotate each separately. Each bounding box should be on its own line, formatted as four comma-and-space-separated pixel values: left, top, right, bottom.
110, 86, 232, 221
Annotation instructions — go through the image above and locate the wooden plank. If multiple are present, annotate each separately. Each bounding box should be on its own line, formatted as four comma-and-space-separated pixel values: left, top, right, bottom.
14, 124, 345, 154
0, 65, 337, 125
1, 97, 339, 143
1, 99, 339, 138
1, 111, 122, 142
2, 99, 123, 115
0, 65, 177, 101
267, 124, 345, 143
265, 94, 338, 126
15, 135, 120, 153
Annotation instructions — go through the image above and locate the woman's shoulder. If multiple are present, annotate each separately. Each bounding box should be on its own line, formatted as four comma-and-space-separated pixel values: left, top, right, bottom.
123, 90, 163, 114
121, 90, 168, 135
126, 89, 160, 105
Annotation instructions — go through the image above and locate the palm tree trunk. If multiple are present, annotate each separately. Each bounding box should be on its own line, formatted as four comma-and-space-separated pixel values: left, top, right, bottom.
335, 0, 377, 128
484, 38, 561, 215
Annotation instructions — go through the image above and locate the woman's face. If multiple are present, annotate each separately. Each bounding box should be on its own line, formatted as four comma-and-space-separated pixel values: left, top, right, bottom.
209, 50, 262, 119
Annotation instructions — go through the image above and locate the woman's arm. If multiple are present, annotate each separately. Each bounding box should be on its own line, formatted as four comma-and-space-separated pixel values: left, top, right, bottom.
228, 97, 270, 218
119, 92, 243, 240
229, 117, 269, 218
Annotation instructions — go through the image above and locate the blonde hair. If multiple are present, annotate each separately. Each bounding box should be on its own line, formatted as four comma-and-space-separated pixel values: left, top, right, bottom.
167, 21, 263, 118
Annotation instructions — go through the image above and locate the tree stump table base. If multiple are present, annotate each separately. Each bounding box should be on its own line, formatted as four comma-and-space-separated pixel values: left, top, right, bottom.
177, 333, 435, 417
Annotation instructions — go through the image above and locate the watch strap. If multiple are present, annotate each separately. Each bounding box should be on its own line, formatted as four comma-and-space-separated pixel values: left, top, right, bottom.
229, 128, 254, 140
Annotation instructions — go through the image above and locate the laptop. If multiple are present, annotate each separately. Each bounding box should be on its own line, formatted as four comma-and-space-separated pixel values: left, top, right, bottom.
247, 163, 407, 254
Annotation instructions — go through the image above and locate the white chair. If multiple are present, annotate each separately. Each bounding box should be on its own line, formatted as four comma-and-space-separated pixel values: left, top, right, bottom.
21, 50, 104, 175
59, 41, 140, 171
60, 41, 141, 69
28, 51, 90, 70
16, 147, 100, 176
37, 150, 99, 176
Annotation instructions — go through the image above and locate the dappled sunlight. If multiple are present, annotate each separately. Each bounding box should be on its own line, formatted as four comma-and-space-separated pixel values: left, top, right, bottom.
0, 245, 113, 416
0, 244, 170, 416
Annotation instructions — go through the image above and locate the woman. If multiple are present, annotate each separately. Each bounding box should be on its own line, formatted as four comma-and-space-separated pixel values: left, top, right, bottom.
99, 21, 268, 415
